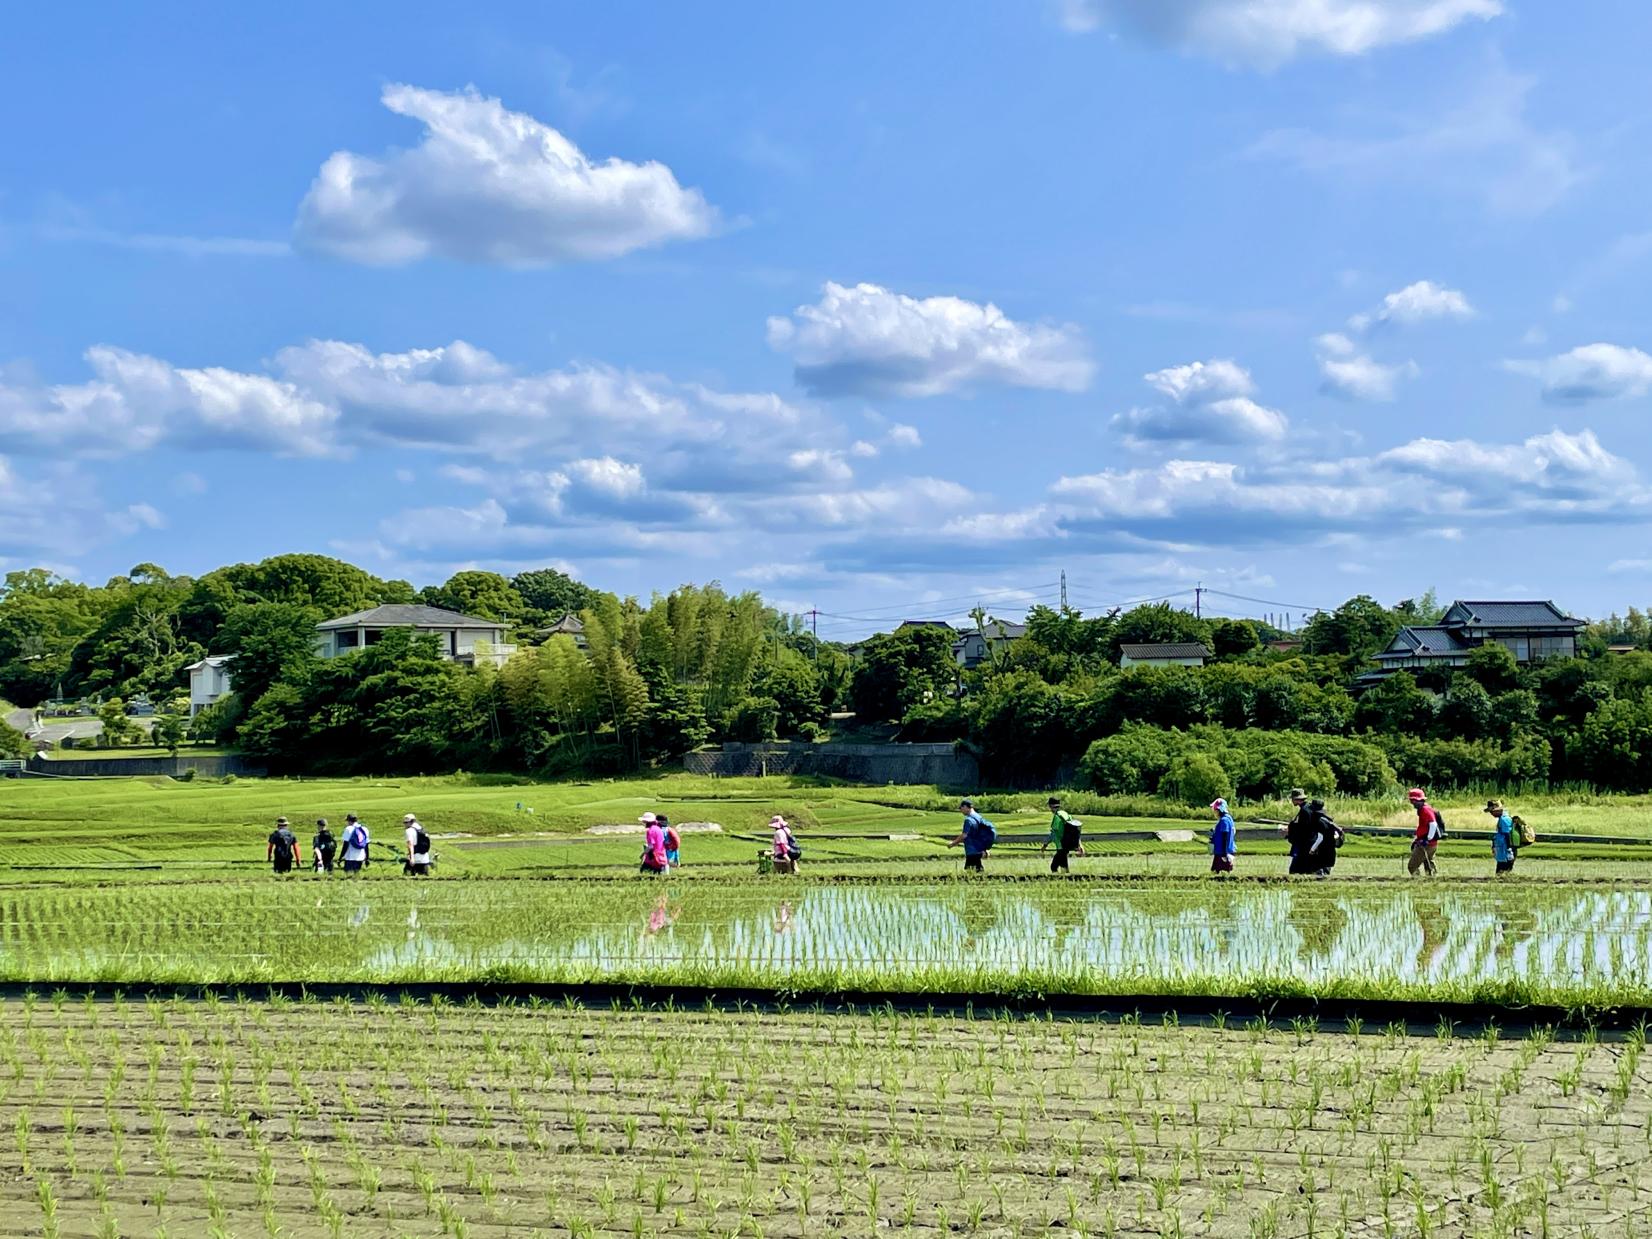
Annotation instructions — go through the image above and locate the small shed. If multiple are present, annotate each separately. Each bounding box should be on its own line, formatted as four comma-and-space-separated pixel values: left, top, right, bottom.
1119, 642, 1211, 668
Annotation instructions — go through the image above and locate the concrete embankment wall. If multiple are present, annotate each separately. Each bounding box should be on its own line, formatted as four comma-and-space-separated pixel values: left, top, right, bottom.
25, 753, 267, 779
684, 742, 978, 787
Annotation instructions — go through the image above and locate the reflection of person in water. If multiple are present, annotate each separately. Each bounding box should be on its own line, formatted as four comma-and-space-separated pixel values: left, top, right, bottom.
772, 901, 795, 934
1285, 887, 1347, 967
958, 886, 1002, 951
645, 892, 679, 936
1412, 891, 1450, 977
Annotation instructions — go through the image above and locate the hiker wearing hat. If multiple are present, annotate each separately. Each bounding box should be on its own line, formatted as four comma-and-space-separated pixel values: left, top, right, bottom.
639, 812, 669, 875
341, 813, 370, 874
1406, 789, 1441, 876
1209, 798, 1236, 878
768, 815, 799, 874
267, 816, 302, 875
1041, 796, 1083, 874
1485, 800, 1516, 875
402, 813, 432, 876
947, 798, 996, 873
1283, 789, 1340, 877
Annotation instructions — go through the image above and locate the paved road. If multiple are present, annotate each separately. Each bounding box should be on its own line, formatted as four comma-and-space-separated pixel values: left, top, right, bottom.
7, 708, 113, 746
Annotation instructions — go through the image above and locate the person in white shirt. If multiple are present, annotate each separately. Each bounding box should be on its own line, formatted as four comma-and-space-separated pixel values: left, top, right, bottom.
403, 813, 432, 876
341, 814, 369, 874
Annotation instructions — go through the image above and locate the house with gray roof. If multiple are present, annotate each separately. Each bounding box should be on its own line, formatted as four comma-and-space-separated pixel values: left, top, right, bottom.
953, 619, 1027, 669
1367, 599, 1583, 682
315, 604, 516, 667
1119, 641, 1211, 668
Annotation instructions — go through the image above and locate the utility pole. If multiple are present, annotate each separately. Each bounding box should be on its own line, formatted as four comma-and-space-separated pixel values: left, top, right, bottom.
1060, 570, 1068, 611
1195, 583, 1202, 620
809, 608, 818, 659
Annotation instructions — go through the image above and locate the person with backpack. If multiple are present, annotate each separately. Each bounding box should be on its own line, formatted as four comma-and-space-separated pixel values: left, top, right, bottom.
1306, 799, 1344, 877
267, 817, 302, 875
947, 798, 996, 873
768, 814, 798, 874
639, 812, 669, 876
402, 813, 432, 876
1283, 788, 1319, 875
341, 813, 370, 875
1485, 799, 1517, 875
1041, 796, 1084, 874
312, 819, 337, 874
1209, 798, 1236, 878
1407, 789, 1442, 876
660, 814, 682, 868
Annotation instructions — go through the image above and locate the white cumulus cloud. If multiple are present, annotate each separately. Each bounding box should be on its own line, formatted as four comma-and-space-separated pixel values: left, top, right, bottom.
1315, 333, 1419, 401
1505, 344, 1652, 404
1060, 0, 1502, 68
1349, 280, 1475, 332
294, 84, 719, 267
1113, 359, 1288, 445
766, 281, 1093, 398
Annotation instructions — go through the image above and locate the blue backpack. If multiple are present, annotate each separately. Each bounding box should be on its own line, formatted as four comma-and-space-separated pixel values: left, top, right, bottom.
972, 815, 997, 850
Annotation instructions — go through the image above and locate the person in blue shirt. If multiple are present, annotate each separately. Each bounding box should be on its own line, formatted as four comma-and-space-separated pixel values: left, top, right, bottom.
947, 798, 994, 873
1485, 799, 1516, 875
1209, 798, 1236, 878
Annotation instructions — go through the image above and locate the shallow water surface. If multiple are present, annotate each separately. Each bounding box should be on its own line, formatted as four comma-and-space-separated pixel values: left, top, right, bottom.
4, 880, 1650, 994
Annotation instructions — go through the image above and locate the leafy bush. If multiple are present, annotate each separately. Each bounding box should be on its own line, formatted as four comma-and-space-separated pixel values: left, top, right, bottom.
1161, 753, 1231, 806
724, 696, 780, 743
897, 698, 967, 742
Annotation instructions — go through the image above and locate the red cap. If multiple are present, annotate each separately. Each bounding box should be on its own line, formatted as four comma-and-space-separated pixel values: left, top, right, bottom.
1407, 788, 1426, 802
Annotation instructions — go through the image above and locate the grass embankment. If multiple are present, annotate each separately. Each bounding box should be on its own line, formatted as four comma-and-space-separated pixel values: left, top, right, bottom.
0, 995, 1645, 1237
4, 773, 1651, 885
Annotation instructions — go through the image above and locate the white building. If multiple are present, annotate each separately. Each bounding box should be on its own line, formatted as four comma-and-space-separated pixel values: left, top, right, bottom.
1118, 641, 1210, 668
184, 654, 236, 717
315, 604, 516, 668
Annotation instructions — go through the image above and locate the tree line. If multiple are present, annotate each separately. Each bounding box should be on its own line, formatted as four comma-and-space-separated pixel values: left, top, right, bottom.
7, 559, 1652, 795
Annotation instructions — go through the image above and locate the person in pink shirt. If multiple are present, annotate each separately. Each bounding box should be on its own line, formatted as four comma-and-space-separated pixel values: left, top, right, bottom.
639, 812, 668, 875
770, 814, 798, 874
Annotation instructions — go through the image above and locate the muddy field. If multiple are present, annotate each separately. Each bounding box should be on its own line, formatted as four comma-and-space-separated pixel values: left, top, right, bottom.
0, 996, 1649, 1237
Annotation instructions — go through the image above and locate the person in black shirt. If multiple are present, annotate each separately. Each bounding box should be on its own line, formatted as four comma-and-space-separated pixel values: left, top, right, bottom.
267, 817, 302, 875
312, 819, 337, 874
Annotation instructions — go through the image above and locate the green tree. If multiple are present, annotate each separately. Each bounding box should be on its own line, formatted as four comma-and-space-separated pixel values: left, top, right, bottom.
216, 603, 321, 714
512, 567, 597, 620
1109, 603, 1211, 664
849, 627, 956, 722
1162, 752, 1231, 807
752, 655, 825, 735
1301, 596, 1400, 661
1463, 642, 1522, 695
96, 698, 140, 748
421, 570, 526, 623
0, 720, 28, 759
1210, 618, 1261, 660
1353, 672, 1435, 735
152, 712, 187, 755
1438, 677, 1494, 741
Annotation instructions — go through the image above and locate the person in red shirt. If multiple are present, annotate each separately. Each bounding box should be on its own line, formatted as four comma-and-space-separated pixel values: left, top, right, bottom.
1406, 788, 1441, 876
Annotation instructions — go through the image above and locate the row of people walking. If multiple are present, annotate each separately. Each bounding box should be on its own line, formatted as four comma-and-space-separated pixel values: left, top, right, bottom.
266, 813, 432, 875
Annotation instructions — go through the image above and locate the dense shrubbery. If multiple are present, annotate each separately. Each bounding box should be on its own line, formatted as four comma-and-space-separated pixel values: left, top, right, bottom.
1079, 725, 1393, 800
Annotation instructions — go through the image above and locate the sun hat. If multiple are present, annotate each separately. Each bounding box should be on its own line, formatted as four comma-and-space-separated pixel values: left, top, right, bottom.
1407, 788, 1427, 802
1288, 788, 1307, 801
402, 813, 416, 823
276, 816, 289, 826
1483, 799, 1504, 814
1210, 798, 1227, 812
639, 812, 658, 824
1047, 796, 1061, 807
769, 814, 788, 827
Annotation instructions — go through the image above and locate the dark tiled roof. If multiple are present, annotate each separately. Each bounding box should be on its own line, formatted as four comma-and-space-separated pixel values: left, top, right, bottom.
1374, 625, 1472, 660
542, 613, 586, 635
1442, 600, 1583, 629
897, 619, 961, 631
1120, 642, 1211, 659
316, 604, 507, 631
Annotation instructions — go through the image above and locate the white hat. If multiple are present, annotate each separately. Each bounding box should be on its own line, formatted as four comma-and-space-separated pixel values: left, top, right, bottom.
639, 812, 658, 824
403, 814, 416, 823
769, 814, 788, 827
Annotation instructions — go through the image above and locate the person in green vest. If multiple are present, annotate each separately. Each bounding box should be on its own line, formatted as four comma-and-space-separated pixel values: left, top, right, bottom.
1041, 796, 1084, 873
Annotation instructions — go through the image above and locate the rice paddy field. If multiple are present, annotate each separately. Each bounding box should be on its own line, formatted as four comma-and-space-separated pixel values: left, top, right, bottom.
3, 994, 1652, 1238
6, 772, 1652, 1236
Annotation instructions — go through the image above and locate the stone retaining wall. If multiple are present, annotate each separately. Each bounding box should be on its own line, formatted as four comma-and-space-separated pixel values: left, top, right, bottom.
26, 753, 267, 779
684, 742, 978, 787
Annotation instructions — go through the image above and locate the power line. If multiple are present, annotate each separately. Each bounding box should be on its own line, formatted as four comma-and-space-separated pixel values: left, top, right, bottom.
814, 582, 1060, 623
1201, 587, 1331, 613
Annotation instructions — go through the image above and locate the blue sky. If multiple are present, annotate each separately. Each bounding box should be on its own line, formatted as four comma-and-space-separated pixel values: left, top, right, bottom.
3, 1, 1651, 636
